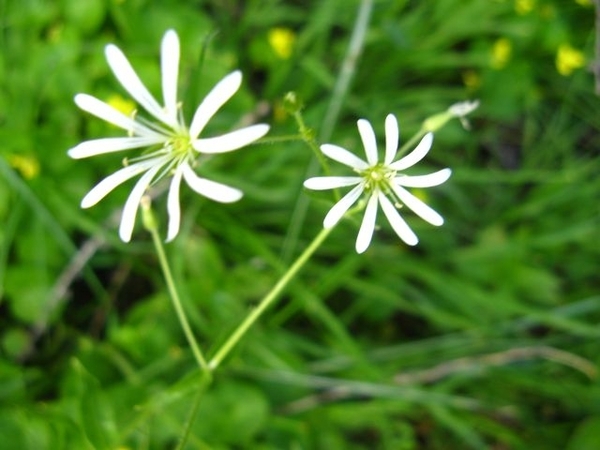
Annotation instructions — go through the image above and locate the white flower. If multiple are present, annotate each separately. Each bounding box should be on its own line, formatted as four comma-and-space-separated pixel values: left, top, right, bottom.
68, 29, 269, 242
304, 114, 451, 253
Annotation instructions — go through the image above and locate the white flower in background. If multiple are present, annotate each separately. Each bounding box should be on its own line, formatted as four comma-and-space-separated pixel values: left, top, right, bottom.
304, 114, 451, 253
68, 29, 269, 242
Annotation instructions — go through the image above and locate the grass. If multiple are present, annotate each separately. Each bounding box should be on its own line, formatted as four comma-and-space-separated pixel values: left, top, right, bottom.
1, 0, 599, 448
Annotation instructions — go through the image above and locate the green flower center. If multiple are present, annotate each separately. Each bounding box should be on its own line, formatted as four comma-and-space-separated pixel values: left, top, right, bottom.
167, 133, 194, 161
360, 164, 396, 194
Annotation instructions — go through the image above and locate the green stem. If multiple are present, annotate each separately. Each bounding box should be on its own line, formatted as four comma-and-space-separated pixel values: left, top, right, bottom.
209, 226, 334, 370
397, 129, 427, 159
143, 200, 211, 376
293, 110, 332, 177
175, 376, 212, 450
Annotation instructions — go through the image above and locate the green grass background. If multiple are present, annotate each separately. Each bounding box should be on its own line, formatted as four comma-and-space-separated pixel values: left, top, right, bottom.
1, 0, 599, 448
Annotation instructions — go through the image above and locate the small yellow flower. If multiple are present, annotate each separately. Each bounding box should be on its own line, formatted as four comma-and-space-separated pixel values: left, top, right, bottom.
491, 38, 512, 70
462, 70, 481, 90
556, 44, 586, 76
106, 94, 136, 116
8, 154, 40, 179
515, 0, 535, 15
268, 28, 296, 60
272, 101, 288, 123
575, 0, 592, 6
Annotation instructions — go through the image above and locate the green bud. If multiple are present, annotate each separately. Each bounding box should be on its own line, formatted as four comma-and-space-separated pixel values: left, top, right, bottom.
283, 91, 303, 114
141, 196, 158, 232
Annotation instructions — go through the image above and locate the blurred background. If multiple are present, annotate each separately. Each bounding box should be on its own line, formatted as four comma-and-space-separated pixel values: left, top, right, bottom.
1, 0, 599, 448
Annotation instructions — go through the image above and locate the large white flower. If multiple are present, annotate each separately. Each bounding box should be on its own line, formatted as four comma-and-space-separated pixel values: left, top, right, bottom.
304, 114, 451, 253
68, 29, 269, 242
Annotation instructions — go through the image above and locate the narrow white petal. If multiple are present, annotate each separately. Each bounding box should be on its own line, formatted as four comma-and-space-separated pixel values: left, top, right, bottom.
119, 163, 164, 242
357, 119, 378, 165
80, 158, 162, 208
323, 183, 364, 229
182, 164, 242, 203
304, 176, 361, 190
189, 71, 242, 139
193, 124, 269, 154
105, 44, 173, 127
75, 94, 161, 137
389, 132, 434, 171
378, 192, 418, 246
166, 164, 184, 242
68, 136, 165, 159
384, 114, 399, 165
391, 184, 444, 226
320, 144, 369, 170
395, 168, 451, 188
355, 193, 379, 253
161, 30, 180, 125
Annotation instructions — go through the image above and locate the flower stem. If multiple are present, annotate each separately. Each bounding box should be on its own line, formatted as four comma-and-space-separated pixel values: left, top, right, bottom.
142, 198, 211, 376
397, 129, 427, 159
209, 226, 333, 370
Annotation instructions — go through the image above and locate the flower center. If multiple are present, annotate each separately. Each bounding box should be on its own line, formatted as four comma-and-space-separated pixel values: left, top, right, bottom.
167, 133, 194, 161
360, 164, 396, 193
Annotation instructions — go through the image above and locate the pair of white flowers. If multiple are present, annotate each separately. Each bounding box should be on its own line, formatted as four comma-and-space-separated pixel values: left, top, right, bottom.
70, 29, 466, 252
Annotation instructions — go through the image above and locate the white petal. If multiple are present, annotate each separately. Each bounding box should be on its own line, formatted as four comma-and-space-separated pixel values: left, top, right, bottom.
389, 132, 433, 171
68, 136, 165, 159
448, 100, 479, 117
189, 71, 242, 139
182, 164, 242, 203
105, 44, 173, 127
320, 144, 369, 170
384, 114, 399, 165
119, 163, 164, 242
166, 164, 184, 242
357, 119, 378, 165
161, 30, 180, 125
75, 94, 161, 137
193, 124, 269, 154
355, 193, 378, 253
323, 183, 364, 229
378, 192, 418, 246
80, 158, 162, 208
304, 176, 361, 190
395, 168, 451, 188
391, 184, 444, 226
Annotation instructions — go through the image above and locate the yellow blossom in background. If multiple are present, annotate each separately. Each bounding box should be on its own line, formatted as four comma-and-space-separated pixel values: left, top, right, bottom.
8, 154, 40, 179
491, 38, 512, 69
106, 94, 136, 116
575, 0, 592, 6
556, 44, 585, 76
515, 0, 535, 14
462, 70, 481, 90
268, 28, 296, 59
272, 101, 288, 123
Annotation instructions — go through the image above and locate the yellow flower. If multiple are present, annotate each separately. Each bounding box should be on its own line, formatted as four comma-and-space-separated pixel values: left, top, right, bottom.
268, 28, 296, 60
8, 154, 40, 179
556, 44, 586, 76
106, 94, 136, 116
462, 70, 481, 90
575, 0, 592, 6
491, 38, 512, 70
515, 0, 535, 15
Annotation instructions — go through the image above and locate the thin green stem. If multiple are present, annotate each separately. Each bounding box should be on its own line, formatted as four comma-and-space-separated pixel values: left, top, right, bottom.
143, 200, 211, 376
209, 226, 334, 370
293, 110, 332, 177
175, 376, 212, 450
397, 128, 427, 159
281, 0, 373, 263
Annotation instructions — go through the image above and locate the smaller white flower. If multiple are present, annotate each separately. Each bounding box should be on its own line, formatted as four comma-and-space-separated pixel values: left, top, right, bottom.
68, 30, 269, 242
304, 114, 451, 253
